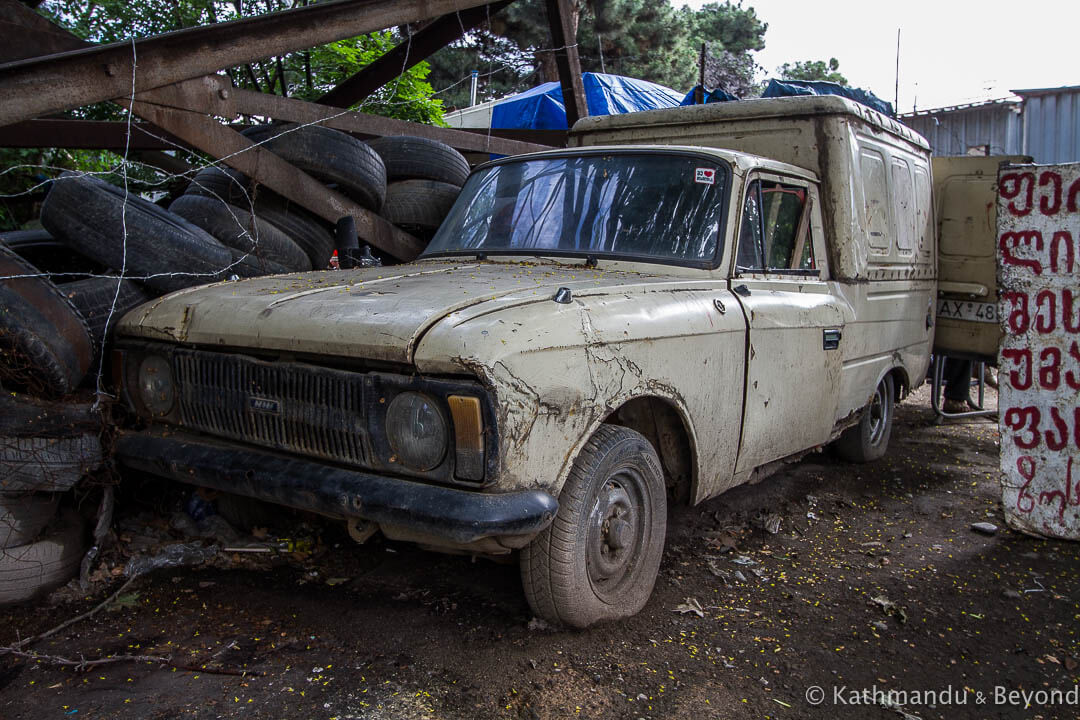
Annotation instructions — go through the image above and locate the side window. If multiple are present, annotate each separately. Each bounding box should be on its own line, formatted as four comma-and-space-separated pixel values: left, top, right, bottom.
760, 181, 813, 271
738, 178, 817, 273
736, 180, 764, 271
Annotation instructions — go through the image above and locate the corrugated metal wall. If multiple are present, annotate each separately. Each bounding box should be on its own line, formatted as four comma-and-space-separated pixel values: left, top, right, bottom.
902, 103, 1022, 157
1021, 89, 1080, 163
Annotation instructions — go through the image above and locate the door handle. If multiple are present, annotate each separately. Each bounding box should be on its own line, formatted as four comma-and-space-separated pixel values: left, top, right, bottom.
823, 328, 842, 350
733, 284, 751, 297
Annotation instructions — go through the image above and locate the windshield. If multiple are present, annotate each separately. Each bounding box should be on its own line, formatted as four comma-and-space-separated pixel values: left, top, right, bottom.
423, 152, 728, 265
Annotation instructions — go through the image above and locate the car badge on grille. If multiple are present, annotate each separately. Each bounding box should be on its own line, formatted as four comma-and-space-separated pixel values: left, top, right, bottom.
249, 396, 281, 415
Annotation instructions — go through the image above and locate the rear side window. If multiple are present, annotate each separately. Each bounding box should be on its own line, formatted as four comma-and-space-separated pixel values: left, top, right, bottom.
736, 179, 816, 273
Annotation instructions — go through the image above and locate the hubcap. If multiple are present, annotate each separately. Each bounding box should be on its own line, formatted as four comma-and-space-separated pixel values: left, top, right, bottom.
868, 382, 887, 445
585, 470, 647, 601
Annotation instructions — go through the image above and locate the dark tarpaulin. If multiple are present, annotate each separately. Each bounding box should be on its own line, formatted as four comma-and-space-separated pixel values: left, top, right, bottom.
679, 86, 739, 106
761, 79, 895, 117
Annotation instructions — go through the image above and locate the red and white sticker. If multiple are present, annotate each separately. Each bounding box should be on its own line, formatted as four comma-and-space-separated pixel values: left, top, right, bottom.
695, 167, 716, 185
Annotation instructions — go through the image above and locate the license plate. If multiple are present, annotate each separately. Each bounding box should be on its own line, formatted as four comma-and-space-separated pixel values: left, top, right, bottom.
936, 298, 999, 324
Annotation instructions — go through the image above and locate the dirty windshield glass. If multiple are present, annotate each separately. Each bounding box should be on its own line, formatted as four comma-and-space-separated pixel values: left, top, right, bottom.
424, 153, 728, 265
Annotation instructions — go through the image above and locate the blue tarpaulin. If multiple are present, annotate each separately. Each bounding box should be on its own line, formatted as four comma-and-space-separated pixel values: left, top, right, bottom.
490, 72, 684, 130
679, 86, 738, 106
761, 79, 895, 117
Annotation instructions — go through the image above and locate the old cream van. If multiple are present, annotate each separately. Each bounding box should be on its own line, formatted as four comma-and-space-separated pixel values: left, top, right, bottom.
114, 95, 936, 628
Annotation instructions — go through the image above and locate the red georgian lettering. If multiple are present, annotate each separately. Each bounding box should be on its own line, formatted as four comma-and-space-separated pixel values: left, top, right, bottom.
1004, 406, 1041, 449
1068, 176, 1080, 212
1039, 171, 1062, 214
1000, 172, 1035, 216
999, 231, 1044, 274
1049, 231, 1076, 274
1066, 341, 1080, 390
1044, 406, 1068, 451
1038, 347, 1061, 390
1002, 348, 1033, 390
1016, 456, 1036, 513
1064, 289, 1080, 333
1035, 290, 1057, 333
1004, 292, 1030, 334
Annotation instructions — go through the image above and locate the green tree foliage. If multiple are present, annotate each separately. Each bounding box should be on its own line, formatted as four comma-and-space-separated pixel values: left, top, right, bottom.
36, 0, 446, 123
777, 58, 848, 86
426, 0, 768, 110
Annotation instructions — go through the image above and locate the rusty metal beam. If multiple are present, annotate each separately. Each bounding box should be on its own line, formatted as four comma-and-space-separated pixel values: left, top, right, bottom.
125, 95, 425, 262
544, 0, 586, 127
0, 0, 495, 128
317, 1, 512, 109
0, 119, 188, 150
462, 127, 567, 147
137, 75, 549, 156
0, 0, 85, 63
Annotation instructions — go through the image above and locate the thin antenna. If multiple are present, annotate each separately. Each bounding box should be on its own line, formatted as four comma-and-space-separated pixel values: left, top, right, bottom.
894, 28, 900, 112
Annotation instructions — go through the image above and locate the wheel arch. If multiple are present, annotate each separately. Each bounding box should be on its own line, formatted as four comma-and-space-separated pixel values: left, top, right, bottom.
598, 395, 699, 505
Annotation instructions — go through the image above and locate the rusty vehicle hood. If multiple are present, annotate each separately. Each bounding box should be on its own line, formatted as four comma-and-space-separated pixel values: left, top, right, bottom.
115, 259, 692, 364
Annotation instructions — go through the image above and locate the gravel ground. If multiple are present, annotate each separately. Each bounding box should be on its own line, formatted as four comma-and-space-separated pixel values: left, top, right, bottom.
2, 384, 1078, 720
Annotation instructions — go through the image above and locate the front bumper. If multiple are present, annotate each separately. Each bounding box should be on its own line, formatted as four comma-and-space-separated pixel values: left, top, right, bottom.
115, 430, 557, 545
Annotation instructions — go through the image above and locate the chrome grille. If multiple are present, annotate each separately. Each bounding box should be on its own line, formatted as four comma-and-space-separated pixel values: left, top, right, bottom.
174, 350, 370, 467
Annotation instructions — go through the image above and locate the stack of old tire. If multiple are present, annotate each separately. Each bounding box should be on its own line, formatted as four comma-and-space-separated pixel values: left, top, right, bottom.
172, 123, 386, 270
366, 135, 470, 243
0, 242, 104, 604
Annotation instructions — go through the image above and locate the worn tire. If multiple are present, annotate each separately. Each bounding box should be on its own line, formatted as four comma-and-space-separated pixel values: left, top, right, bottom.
0, 492, 60, 548
0, 244, 93, 397
0, 511, 86, 605
835, 374, 895, 463
381, 180, 461, 234
61, 277, 154, 353
41, 173, 234, 293
170, 195, 311, 272
366, 136, 470, 186
185, 167, 335, 268
1, 434, 102, 493
1, 230, 107, 279
520, 425, 667, 629
242, 123, 387, 211
226, 248, 292, 278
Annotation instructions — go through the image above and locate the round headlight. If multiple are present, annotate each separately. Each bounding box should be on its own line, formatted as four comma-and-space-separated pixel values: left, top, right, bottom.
137, 355, 175, 416
385, 392, 447, 471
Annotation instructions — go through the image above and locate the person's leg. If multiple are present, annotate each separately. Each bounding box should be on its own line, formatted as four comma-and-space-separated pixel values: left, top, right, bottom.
943, 357, 972, 412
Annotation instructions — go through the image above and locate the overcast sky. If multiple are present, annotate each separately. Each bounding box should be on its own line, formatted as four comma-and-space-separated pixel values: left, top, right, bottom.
677, 0, 1078, 112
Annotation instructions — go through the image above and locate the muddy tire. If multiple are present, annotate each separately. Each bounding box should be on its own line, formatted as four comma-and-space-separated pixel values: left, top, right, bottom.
835, 374, 895, 463
41, 173, 233, 293
0, 511, 86, 605
366, 136, 470, 187
169, 195, 311, 272
381, 180, 461, 234
185, 166, 335, 268
242, 123, 387, 211
520, 425, 667, 629
61, 277, 154, 353
0, 492, 60, 548
0, 244, 93, 397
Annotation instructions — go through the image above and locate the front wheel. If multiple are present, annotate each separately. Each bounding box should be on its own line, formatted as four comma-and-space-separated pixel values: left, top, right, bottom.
520, 425, 667, 629
835, 374, 895, 463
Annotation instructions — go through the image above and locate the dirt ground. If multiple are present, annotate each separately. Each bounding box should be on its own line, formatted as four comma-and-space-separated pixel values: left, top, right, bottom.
1, 384, 1078, 720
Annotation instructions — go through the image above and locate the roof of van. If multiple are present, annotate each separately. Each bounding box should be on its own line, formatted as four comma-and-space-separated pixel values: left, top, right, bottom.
479, 145, 819, 183
570, 94, 930, 152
